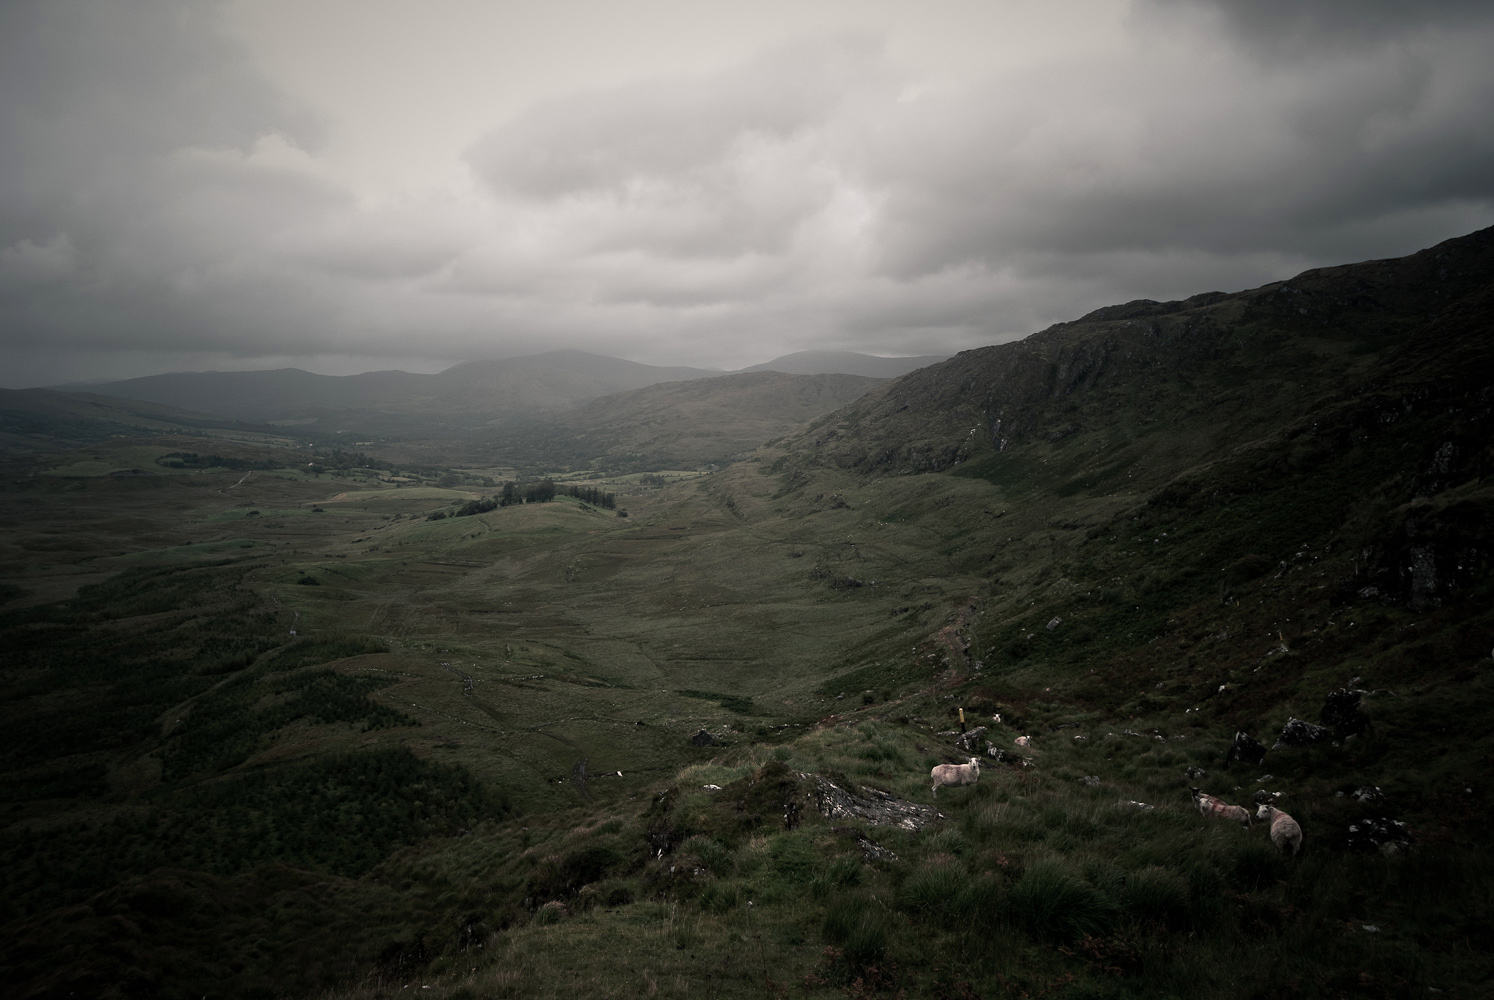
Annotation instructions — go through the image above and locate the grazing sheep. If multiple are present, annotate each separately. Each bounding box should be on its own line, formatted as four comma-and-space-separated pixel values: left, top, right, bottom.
1014, 735, 1031, 748
931, 757, 981, 797
1256, 803, 1303, 855
1190, 787, 1252, 828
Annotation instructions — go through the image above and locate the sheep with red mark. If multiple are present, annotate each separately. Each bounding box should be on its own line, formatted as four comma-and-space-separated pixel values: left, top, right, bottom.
1190, 787, 1252, 828
931, 757, 981, 798
1256, 803, 1303, 855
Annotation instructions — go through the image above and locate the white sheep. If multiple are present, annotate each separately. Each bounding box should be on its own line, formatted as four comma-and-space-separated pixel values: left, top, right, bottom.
1256, 803, 1303, 855
931, 757, 981, 797
1191, 787, 1252, 828
1014, 735, 1031, 748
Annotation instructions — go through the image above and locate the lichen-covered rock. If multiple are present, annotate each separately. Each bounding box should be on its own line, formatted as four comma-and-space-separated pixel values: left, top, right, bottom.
985, 746, 1030, 766
1224, 731, 1268, 768
804, 774, 944, 831
1321, 687, 1370, 736
833, 827, 900, 861
1273, 718, 1330, 749
1347, 816, 1413, 855
953, 726, 988, 753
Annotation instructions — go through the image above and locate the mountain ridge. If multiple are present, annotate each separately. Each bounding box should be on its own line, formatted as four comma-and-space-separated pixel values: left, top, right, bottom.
782, 225, 1494, 486
61, 349, 947, 424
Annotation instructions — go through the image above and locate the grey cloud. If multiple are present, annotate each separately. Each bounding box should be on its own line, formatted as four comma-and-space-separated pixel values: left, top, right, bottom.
861, 22, 1494, 287
466, 35, 889, 200
0, 0, 341, 360
0, 1, 319, 233
4, 3, 1494, 387
0, 234, 76, 284
459, 36, 893, 265
1145, 0, 1494, 54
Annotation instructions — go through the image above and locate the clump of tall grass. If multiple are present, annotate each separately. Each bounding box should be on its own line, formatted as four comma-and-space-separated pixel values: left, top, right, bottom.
1121, 865, 1191, 927
897, 858, 966, 915
964, 801, 1009, 843
697, 879, 742, 912
1002, 858, 1114, 941
809, 854, 862, 899
530, 901, 566, 926
1229, 840, 1281, 891
822, 892, 891, 968
949, 870, 1005, 927
678, 835, 733, 878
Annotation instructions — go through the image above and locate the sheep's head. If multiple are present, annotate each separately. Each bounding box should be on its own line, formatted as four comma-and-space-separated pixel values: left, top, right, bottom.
1255, 804, 1274, 820
968, 757, 980, 767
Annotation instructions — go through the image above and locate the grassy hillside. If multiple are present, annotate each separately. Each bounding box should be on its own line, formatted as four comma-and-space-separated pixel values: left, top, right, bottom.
0, 387, 299, 452
1, 230, 1491, 999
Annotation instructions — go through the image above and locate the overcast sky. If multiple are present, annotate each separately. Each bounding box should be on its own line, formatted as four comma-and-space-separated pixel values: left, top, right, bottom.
3, 0, 1492, 387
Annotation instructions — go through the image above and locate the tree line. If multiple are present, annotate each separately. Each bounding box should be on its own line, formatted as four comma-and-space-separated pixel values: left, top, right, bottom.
429, 481, 616, 520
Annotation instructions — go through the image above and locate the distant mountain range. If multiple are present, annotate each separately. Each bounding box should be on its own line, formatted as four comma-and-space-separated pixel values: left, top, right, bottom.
5, 350, 940, 470
59, 349, 947, 426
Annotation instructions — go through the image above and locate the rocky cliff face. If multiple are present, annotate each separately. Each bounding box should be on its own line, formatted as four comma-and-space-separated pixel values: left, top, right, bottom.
782, 227, 1494, 492
769, 227, 1494, 617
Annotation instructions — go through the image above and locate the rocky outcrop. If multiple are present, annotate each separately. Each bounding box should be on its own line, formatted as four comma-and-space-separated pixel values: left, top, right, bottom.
1321, 688, 1370, 737
953, 726, 987, 753
1341, 497, 1494, 611
1273, 718, 1331, 749
804, 774, 944, 831
1347, 816, 1414, 855
1224, 731, 1268, 768
985, 746, 1031, 766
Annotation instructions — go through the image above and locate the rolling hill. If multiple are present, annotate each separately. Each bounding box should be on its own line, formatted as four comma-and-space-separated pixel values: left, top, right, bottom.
72, 350, 722, 424
61, 349, 945, 438
495, 370, 890, 470
0, 386, 292, 452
